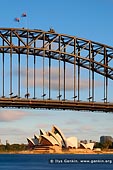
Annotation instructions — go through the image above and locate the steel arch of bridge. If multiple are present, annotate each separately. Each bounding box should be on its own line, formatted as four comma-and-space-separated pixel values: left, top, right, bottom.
0, 27, 113, 112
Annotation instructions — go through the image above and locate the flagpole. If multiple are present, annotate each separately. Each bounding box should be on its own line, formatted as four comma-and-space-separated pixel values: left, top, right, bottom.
14, 18, 20, 28
22, 13, 27, 29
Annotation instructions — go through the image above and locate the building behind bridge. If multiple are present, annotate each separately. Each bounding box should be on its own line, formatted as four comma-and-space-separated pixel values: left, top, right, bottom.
100, 136, 113, 144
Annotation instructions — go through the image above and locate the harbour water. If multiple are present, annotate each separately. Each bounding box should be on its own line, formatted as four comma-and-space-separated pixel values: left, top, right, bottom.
0, 154, 113, 170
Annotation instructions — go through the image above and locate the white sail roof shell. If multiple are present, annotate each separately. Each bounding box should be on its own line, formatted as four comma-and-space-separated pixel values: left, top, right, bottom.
27, 137, 38, 145
52, 125, 67, 147
66, 137, 78, 148
39, 135, 60, 146
34, 134, 39, 140
80, 142, 94, 150
40, 129, 47, 135
47, 131, 62, 146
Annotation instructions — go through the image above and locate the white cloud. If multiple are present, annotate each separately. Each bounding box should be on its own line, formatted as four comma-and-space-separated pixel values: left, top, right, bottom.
0, 127, 32, 144
0, 110, 29, 122
0, 127, 27, 136
20, 67, 102, 91
36, 123, 51, 131
65, 119, 80, 125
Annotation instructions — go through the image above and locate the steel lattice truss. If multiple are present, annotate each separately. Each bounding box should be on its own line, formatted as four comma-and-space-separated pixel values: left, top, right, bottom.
0, 27, 113, 112
0, 28, 113, 77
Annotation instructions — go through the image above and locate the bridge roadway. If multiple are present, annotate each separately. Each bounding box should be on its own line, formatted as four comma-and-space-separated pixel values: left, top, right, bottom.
0, 97, 113, 112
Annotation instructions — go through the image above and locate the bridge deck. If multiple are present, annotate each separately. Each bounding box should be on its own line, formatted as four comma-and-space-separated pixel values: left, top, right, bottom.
0, 98, 113, 112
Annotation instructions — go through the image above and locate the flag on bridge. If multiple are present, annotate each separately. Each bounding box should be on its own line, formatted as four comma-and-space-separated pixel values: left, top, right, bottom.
22, 13, 27, 17
15, 18, 20, 22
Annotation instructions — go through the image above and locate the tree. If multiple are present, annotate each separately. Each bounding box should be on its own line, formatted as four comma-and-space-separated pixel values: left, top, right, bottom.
102, 140, 112, 149
94, 142, 102, 149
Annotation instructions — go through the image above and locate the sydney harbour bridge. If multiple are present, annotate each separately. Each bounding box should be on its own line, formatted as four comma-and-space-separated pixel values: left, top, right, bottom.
0, 27, 113, 112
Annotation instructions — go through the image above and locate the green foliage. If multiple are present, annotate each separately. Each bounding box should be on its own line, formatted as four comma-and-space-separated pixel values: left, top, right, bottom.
94, 141, 113, 150
102, 140, 113, 149
94, 142, 102, 149
0, 144, 27, 152
0, 145, 6, 151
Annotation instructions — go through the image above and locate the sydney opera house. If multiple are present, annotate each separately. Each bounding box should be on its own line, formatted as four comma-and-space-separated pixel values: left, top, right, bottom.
27, 125, 94, 152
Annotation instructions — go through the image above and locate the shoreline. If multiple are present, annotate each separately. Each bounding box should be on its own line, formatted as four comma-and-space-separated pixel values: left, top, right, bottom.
0, 149, 113, 154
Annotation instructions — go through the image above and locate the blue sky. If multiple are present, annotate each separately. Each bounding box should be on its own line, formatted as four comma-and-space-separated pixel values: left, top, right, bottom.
0, 0, 113, 144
